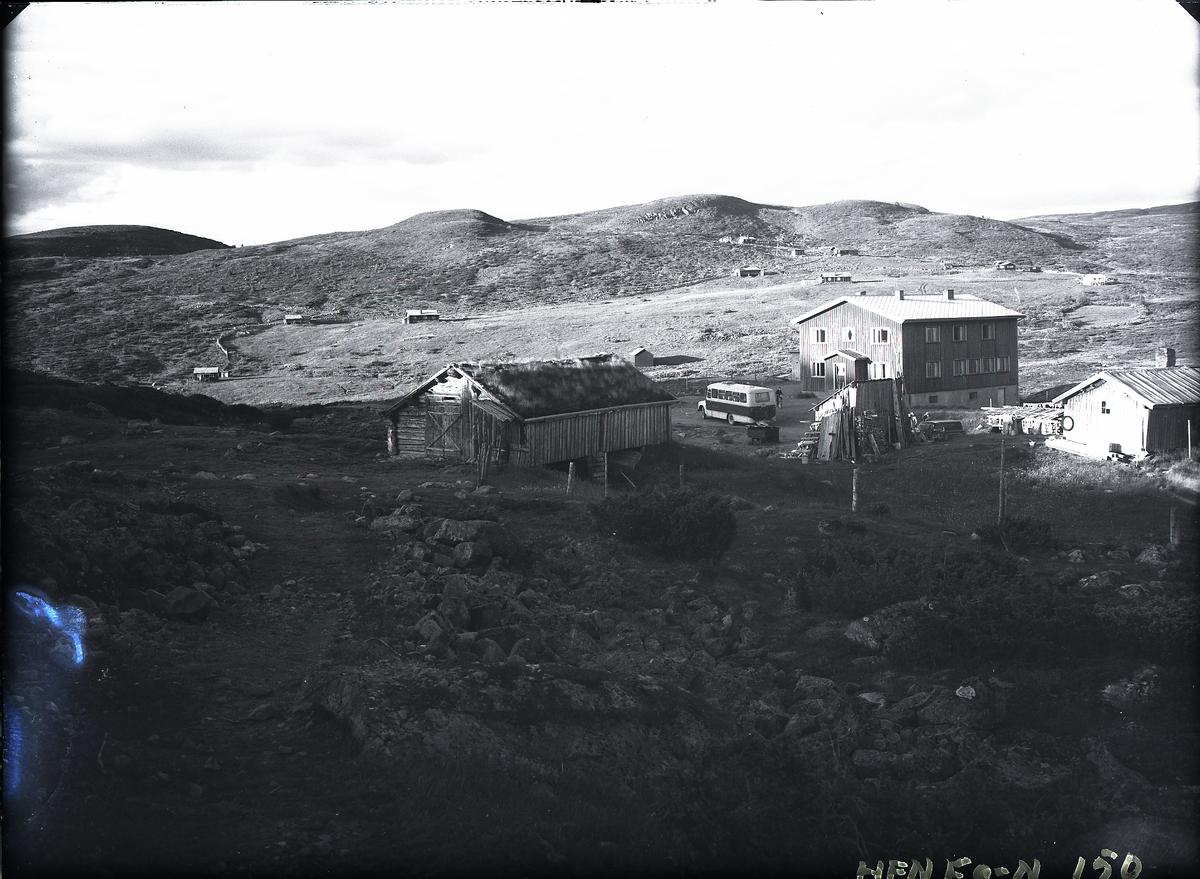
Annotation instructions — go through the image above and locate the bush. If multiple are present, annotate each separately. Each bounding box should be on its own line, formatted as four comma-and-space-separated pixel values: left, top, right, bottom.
590, 487, 737, 562
974, 515, 1055, 552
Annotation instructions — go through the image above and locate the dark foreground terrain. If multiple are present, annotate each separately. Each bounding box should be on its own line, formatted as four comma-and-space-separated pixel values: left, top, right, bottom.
3, 377, 1198, 878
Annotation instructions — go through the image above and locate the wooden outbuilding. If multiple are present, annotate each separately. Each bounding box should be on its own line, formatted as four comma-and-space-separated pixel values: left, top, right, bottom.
192, 366, 227, 382
629, 347, 655, 368
404, 309, 440, 324
382, 355, 676, 474
1051, 363, 1200, 459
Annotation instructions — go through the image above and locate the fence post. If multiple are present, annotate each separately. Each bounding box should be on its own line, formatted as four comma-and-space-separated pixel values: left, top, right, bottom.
852, 467, 859, 513
998, 437, 1006, 524
567, 461, 575, 495
1170, 506, 1180, 548
679, 464, 685, 489
603, 453, 608, 499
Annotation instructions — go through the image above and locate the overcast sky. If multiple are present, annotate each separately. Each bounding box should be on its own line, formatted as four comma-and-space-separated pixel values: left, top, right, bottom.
5, 0, 1198, 246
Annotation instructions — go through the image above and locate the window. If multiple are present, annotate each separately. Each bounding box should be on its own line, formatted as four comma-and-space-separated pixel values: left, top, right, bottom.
968, 392, 979, 401
1101, 400, 1110, 414
953, 325, 966, 342
842, 327, 855, 343
754, 392, 771, 403
870, 363, 888, 379
953, 359, 966, 376
925, 326, 941, 343
981, 323, 996, 340
811, 362, 826, 378
983, 357, 996, 373
926, 361, 942, 378
871, 327, 889, 344
929, 396, 939, 404
996, 356, 1011, 373
738, 392, 747, 403
968, 359, 980, 375
813, 328, 827, 344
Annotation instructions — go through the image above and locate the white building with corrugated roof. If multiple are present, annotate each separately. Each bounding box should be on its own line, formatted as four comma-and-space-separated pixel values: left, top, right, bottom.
789, 289, 1024, 408
1050, 353, 1199, 459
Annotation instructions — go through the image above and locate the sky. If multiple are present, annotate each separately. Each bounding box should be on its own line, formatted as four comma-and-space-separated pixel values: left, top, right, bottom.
5, 0, 1199, 246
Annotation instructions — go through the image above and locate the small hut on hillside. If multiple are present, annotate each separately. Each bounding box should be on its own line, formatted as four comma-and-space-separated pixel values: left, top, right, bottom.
382, 354, 676, 477
629, 347, 655, 368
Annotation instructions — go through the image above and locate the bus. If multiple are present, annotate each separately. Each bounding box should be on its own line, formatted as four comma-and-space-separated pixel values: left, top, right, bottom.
697, 382, 777, 424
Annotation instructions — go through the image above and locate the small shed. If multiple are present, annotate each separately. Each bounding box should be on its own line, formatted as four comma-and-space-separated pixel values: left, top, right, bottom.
193, 367, 227, 382
382, 355, 676, 472
736, 267, 763, 278
821, 272, 853, 283
828, 247, 859, 256
629, 347, 655, 368
283, 314, 307, 325
737, 236, 757, 245
404, 309, 440, 324
1052, 365, 1200, 459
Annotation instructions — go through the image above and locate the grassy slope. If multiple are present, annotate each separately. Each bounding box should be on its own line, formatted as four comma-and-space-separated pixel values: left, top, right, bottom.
2, 197, 1196, 402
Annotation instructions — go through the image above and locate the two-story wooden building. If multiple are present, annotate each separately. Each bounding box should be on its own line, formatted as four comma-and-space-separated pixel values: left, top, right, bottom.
789, 289, 1023, 408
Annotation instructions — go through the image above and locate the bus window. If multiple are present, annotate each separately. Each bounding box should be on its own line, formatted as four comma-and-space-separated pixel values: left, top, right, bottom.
739, 393, 747, 403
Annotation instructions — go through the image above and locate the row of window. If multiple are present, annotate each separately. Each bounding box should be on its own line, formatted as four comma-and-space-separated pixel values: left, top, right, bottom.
810, 362, 891, 379
811, 324, 997, 345
925, 356, 1011, 378
708, 388, 749, 403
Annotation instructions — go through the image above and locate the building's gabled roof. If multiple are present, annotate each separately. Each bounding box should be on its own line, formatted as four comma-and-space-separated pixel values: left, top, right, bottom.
384, 354, 676, 420
1053, 366, 1200, 408
822, 348, 870, 361
790, 293, 1023, 326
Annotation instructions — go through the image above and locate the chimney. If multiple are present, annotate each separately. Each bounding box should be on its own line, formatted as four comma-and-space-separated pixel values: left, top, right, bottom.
895, 290, 904, 300
1157, 347, 1176, 368
943, 289, 955, 300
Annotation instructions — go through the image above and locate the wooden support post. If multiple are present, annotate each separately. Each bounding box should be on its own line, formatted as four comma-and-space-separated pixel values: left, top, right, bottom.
852, 467, 859, 513
998, 437, 1006, 525
1189, 420, 1193, 460
603, 452, 608, 498
679, 464, 685, 489
567, 461, 575, 495
1170, 506, 1180, 549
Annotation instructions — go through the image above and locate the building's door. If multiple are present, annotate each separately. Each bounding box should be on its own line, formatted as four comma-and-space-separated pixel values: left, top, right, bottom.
999, 387, 1006, 405
425, 410, 462, 458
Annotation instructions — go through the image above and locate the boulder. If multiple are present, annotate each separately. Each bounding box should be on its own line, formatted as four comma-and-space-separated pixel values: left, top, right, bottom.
1100, 667, 1161, 711
162, 586, 212, 621
437, 596, 471, 629
917, 678, 1006, 730
473, 638, 507, 664
1135, 545, 1170, 566
430, 519, 514, 556
844, 619, 882, 653
453, 541, 493, 569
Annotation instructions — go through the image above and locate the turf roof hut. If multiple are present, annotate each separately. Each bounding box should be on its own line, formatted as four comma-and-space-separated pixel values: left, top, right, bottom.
383, 355, 676, 470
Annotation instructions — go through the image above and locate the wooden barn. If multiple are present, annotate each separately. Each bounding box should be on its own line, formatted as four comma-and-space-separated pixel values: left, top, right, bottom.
1051, 363, 1200, 459
382, 355, 676, 473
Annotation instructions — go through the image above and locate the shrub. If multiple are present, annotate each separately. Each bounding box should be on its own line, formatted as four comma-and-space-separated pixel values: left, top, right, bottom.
590, 487, 737, 562
974, 515, 1055, 552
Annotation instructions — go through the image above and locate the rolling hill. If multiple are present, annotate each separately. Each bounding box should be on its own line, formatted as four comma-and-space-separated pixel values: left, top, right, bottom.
1, 196, 1195, 391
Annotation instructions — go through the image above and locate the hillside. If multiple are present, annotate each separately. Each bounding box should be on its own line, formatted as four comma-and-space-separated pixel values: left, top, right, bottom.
1, 196, 1195, 390
4, 224, 230, 260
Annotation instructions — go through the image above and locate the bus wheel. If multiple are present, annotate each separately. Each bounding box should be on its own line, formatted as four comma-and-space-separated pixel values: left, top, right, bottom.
699, 406, 707, 419
727, 413, 736, 425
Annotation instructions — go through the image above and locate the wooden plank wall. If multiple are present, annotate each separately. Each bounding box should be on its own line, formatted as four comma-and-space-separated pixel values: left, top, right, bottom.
521, 402, 672, 466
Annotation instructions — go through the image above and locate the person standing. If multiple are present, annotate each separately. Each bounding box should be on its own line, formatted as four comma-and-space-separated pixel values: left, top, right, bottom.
775, 388, 784, 411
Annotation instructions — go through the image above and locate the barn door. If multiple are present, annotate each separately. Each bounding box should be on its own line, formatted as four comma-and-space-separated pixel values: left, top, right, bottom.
425, 410, 462, 458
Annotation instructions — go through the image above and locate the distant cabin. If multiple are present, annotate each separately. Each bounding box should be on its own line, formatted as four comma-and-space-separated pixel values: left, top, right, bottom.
821, 272, 853, 283
828, 247, 858, 256
736, 267, 763, 278
382, 355, 676, 474
629, 347, 655, 368
193, 367, 227, 382
1052, 357, 1199, 459
737, 236, 757, 245
994, 260, 1016, 270
1081, 274, 1116, 286
404, 309, 440, 324
283, 314, 307, 325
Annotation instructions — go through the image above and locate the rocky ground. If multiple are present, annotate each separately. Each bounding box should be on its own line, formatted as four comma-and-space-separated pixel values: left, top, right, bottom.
3, 388, 1198, 877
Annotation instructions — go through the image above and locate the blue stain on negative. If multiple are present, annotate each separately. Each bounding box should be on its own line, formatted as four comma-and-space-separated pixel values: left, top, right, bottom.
13, 590, 86, 666
3, 700, 22, 796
